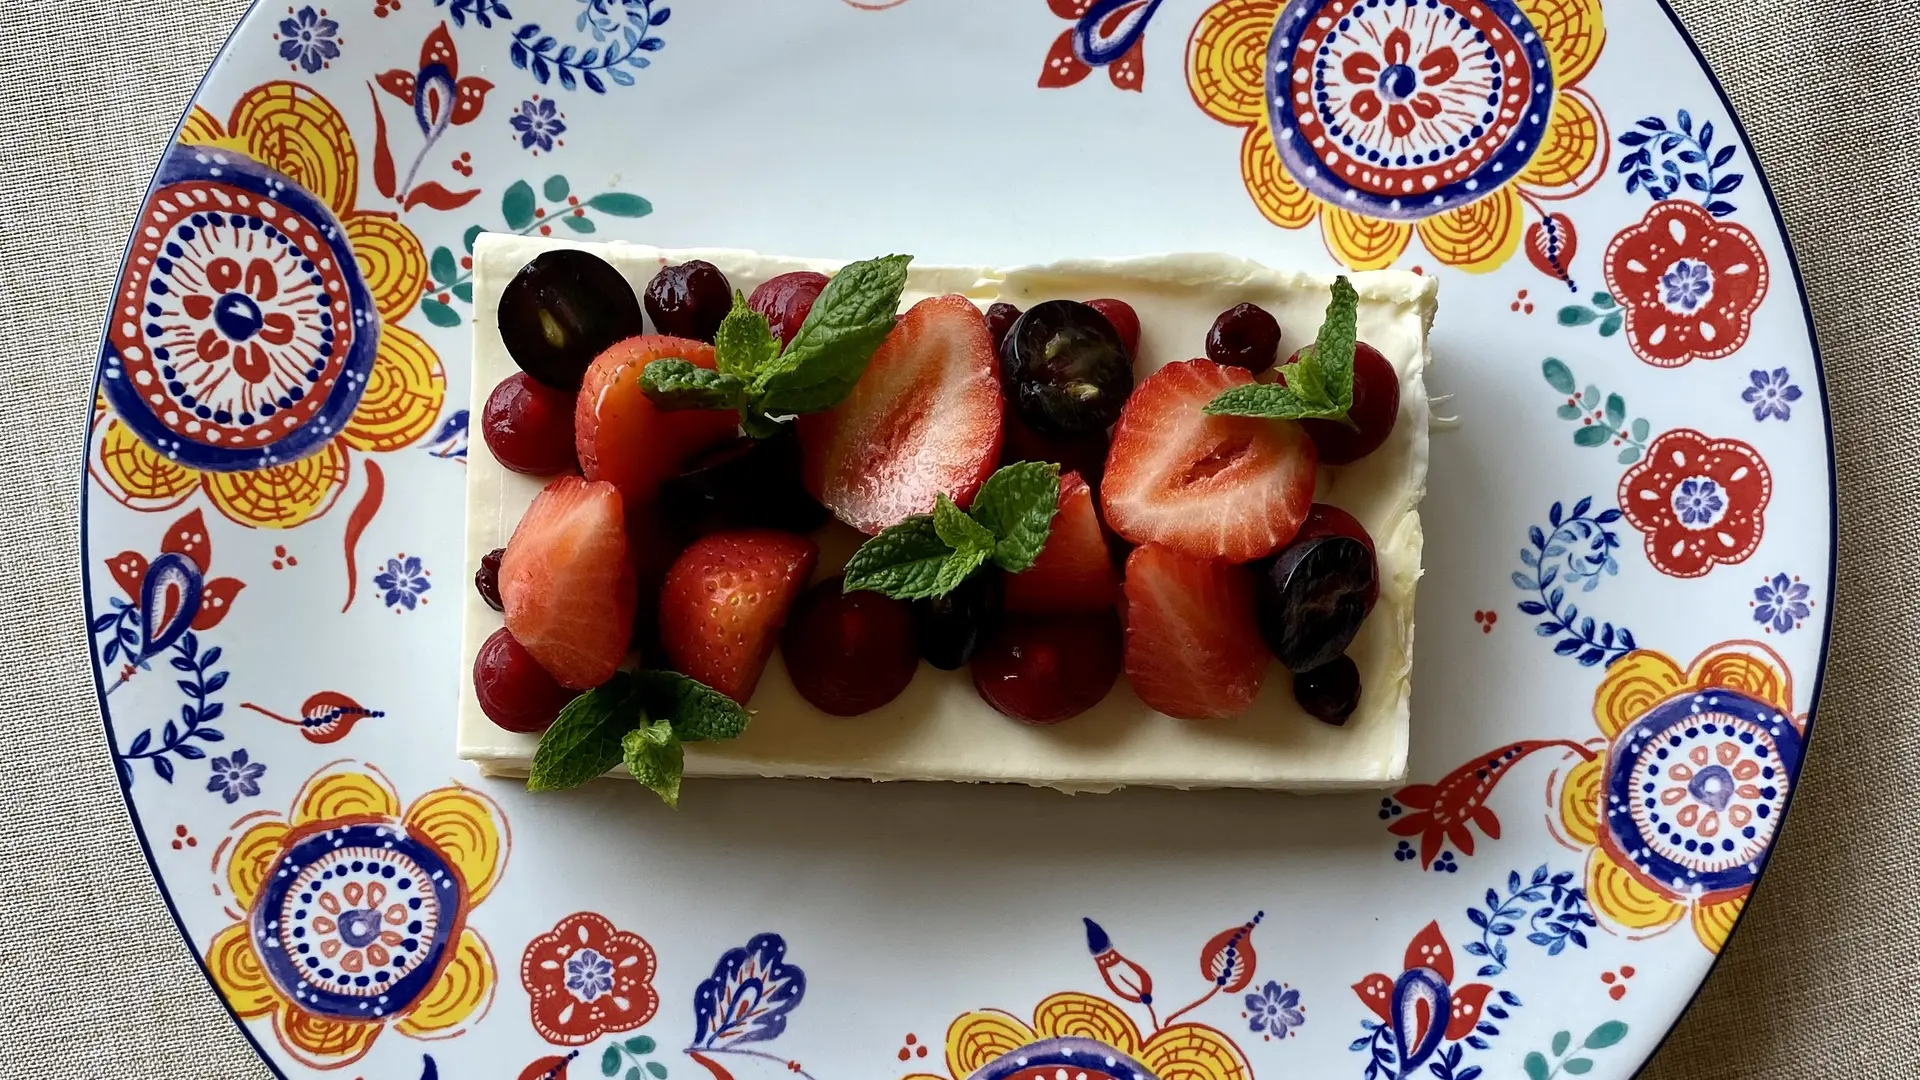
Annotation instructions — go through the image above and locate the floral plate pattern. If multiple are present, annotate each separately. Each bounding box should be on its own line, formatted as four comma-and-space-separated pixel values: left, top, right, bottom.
83, 2, 1830, 1079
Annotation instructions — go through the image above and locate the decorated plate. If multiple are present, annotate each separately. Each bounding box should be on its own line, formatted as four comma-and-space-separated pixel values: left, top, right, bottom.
83, 2, 1830, 1079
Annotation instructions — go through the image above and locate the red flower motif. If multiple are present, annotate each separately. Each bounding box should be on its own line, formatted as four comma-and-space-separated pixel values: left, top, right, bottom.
1038, 0, 1154, 92
377, 23, 492, 130
1618, 429, 1772, 579
1352, 922, 1491, 1075
1385, 740, 1598, 870
105, 509, 245, 631
521, 912, 659, 1047
1340, 28, 1460, 138
1603, 200, 1770, 367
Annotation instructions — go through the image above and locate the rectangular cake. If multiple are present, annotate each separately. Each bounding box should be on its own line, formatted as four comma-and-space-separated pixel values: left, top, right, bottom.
458, 237, 1436, 791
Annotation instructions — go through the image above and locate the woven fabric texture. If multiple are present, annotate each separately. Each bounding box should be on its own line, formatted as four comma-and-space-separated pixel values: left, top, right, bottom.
0, 1, 1914, 1076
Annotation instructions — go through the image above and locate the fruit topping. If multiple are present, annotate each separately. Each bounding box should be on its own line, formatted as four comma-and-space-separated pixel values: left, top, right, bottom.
659, 426, 829, 537
1101, 359, 1315, 563
912, 568, 1004, 670
576, 335, 740, 508
1120, 544, 1267, 720
972, 613, 1123, 724
1255, 535, 1374, 672
1205, 302, 1282, 374
1084, 297, 1141, 359
483, 371, 579, 475
1293, 655, 1361, 725
1295, 341, 1398, 465
747, 271, 831, 347
1005, 471, 1117, 615
499, 476, 637, 689
474, 627, 577, 734
498, 249, 646, 390
658, 530, 818, 703
1294, 503, 1378, 614
843, 462, 1060, 601
643, 260, 732, 342
525, 668, 750, 806
1001, 412, 1109, 487
782, 578, 920, 714
985, 302, 1022, 351
998, 300, 1134, 437
800, 293, 1005, 533
475, 547, 505, 611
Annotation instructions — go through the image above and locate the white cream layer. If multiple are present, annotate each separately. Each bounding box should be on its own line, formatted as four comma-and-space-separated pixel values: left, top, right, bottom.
458, 237, 1436, 791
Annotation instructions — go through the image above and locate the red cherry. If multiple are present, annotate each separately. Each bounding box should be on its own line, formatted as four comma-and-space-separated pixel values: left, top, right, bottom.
1085, 297, 1141, 358
482, 371, 578, 475
971, 613, 1122, 724
1290, 342, 1398, 465
473, 627, 577, 733
747, 271, 830, 347
781, 578, 919, 716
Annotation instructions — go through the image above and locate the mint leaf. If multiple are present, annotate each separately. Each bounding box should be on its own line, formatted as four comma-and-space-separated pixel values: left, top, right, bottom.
1205, 275, 1360, 423
639, 359, 748, 412
933, 493, 995, 556
740, 408, 787, 440
633, 670, 750, 742
843, 515, 956, 600
751, 254, 911, 415
528, 673, 641, 792
713, 292, 780, 379
622, 719, 683, 808
932, 543, 989, 595
1312, 274, 1359, 413
969, 462, 1060, 573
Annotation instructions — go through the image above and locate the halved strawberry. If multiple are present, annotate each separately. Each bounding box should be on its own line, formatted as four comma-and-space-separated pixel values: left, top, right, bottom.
1121, 544, 1268, 720
658, 530, 819, 703
798, 294, 1004, 534
576, 335, 739, 508
1005, 471, 1118, 614
1101, 359, 1316, 564
500, 476, 637, 689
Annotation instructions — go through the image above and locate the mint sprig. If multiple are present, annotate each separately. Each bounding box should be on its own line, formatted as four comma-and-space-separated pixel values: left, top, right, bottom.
843, 462, 1061, 600
1204, 275, 1360, 426
525, 669, 751, 806
639, 254, 912, 432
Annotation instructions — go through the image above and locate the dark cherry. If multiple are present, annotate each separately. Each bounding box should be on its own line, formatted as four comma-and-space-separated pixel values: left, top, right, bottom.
1205, 302, 1282, 374
1294, 503, 1378, 614
985, 302, 1022, 352
659, 426, 829, 537
748, 271, 830, 346
482, 371, 578, 475
497, 249, 645, 390
475, 548, 505, 611
1000, 412, 1110, 488
1293, 655, 1361, 726
1084, 297, 1141, 358
972, 612, 1123, 724
912, 570, 1005, 671
782, 578, 919, 716
999, 300, 1135, 437
1255, 535, 1375, 672
473, 627, 576, 734
644, 260, 732, 342
1293, 341, 1399, 464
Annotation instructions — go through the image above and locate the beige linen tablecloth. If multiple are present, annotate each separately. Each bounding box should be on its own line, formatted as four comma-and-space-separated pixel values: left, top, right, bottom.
2, 2, 1915, 1075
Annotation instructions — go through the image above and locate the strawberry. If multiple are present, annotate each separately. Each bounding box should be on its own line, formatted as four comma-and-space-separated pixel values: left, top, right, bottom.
499, 476, 637, 689
1121, 544, 1268, 720
658, 530, 819, 703
575, 335, 739, 508
1005, 471, 1118, 614
798, 294, 1004, 534
1101, 358, 1316, 564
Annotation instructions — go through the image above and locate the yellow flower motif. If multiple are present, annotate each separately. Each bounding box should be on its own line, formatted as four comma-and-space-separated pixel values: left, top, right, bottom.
1186, 0, 1607, 272
904, 991, 1251, 1080
208, 762, 506, 1070
91, 80, 442, 529
1554, 641, 1804, 953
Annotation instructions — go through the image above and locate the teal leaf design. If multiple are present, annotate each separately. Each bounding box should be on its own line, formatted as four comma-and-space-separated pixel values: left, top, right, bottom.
588, 192, 653, 217
563, 214, 597, 234
421, 299, 462, 328
1558, 305, 1599, 326
1584, 1021, 1628, 1049
1542, 358, 1576, 395
1551, 1031, 1572, 1056
462, 224, 484, 252
1599, 312, 1623, 337
602, 1046, 622, 1076
429, 246, 458, 286
503, 180, 537, 231
452, 281, 474, 304
1524, 1052, 1549, 1080
1603, 394, 1626, 427
1573, 424, 1612, 448
544, 174, 571, 202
